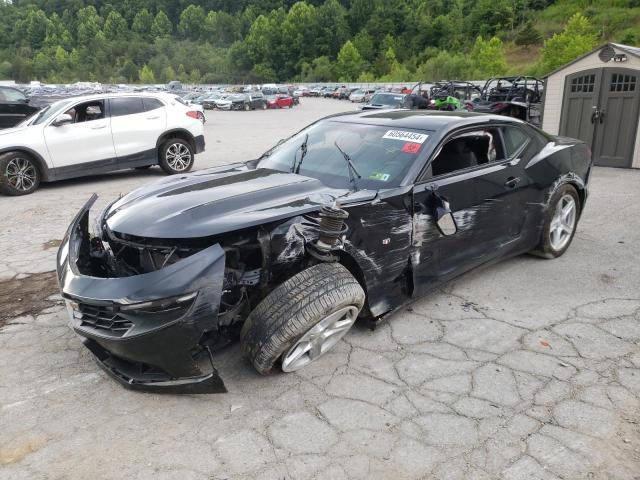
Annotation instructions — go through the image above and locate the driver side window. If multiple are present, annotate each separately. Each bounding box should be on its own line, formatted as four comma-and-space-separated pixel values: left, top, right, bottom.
428, 128, 505, 177
64, 100, 105, 123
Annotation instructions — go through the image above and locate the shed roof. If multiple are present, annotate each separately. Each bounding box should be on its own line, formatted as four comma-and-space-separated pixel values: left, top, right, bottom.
543, 43, 640, 78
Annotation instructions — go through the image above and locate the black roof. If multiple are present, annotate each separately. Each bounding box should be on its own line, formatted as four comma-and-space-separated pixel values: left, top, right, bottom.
327, 109, 521, 132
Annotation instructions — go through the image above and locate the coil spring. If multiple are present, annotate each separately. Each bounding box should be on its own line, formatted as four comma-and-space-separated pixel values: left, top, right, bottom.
317, 205, 349, 248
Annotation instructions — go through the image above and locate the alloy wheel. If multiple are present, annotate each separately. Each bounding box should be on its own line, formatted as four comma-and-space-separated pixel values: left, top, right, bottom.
281, 305, 358, 372
549, 194, 577, 251
165, 143, 191, 171
6, 158, 37, 192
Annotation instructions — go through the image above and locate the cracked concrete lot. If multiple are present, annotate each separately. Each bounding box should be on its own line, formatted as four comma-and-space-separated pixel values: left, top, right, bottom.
1, 99, 640, 479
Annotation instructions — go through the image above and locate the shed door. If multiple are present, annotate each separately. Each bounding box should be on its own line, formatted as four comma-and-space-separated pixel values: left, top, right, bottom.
560, 69, 602, 147
592, 69, 639, 168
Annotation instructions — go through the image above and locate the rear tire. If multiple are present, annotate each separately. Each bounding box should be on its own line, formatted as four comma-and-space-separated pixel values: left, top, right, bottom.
159, 138, 194, 174
530, 184, 580, 259
241, 263, 365, 375
0, 152, 40, 196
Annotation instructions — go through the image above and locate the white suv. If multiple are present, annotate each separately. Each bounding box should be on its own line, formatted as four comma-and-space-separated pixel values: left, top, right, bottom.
0, 92, 205, 195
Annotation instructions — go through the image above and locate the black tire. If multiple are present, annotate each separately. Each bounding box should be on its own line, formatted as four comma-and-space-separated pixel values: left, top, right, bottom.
158, 138, 194, 175
240, 263, 365, 375
0, 152, 40, 196
531, 184, 581, 259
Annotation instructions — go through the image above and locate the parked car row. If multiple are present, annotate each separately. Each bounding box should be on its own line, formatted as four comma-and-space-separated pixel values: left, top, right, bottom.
187, 90, 298, 111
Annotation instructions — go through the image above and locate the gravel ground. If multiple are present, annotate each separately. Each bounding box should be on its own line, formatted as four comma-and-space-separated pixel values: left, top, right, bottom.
1, 98, 640, 479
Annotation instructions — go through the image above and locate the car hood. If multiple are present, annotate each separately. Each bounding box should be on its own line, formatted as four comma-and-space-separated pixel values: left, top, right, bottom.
0, 125, 29, 137
104, 166, 374, 239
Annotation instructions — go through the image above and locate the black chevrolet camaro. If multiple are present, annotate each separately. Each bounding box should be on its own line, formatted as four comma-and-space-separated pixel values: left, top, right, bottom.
57, 110, 592, 393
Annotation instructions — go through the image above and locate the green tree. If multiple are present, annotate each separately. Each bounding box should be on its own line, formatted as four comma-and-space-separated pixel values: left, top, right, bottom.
0, 60, 12, 78
119, 59, 138, 82
25, 9, 49, 50
336, 40, 364, 82
515, 21, 542, 49
103, 11, 127, 41
470, 36, 507, 78
178, 5, 206, 40
537, 13, 598, 74
138, 64, 155, 83
467, 0, 514, 37
162, 65, 177, 82
281, 2, 318, 77
76, 6, 102, 46
249, 63, 277, 82
301, 56, 335, 81
315, 0, 349, 57
151, 11, 172, 38
415, 50, 472, 81
352, 30, 375, 63
44, 13, 73, 50
132, 9, 153, 37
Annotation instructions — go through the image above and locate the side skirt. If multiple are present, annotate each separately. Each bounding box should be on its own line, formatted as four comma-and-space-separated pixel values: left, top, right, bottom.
47, 148, 157, 181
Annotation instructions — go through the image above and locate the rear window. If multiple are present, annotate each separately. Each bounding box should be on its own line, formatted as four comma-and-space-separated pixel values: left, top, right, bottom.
143, 97, 165, 111
0, 87, 26, 102
371, 93, 405, 106
110, 97, 145, 117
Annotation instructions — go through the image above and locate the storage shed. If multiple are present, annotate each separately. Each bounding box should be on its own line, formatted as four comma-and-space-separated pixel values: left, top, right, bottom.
542, 43, 640, 168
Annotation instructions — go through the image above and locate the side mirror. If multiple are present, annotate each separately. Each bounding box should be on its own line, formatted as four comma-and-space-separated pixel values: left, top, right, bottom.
433, 192, 457, 236
52, 113, 73, 127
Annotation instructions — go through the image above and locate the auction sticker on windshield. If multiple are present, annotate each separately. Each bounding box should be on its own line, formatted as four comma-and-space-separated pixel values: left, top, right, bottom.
383, 130, 428, 144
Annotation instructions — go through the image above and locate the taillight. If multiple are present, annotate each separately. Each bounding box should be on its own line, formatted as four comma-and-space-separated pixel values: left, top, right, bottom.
186, 111, 199, 119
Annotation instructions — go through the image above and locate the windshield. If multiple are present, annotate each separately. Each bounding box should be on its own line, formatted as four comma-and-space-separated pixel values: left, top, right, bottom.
23, 98, 75, 126
370, 93, 405, 106
257, 121, 431, 190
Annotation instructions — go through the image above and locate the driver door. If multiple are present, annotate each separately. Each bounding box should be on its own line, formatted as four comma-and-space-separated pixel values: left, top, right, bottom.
44, 99, 116, 170
411, 126, 527, 293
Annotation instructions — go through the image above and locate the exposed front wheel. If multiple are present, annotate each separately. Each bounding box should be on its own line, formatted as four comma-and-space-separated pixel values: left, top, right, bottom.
240, 263, 365, 375
159, 139, 194, 174
0, 152, 40, 196
531, 184, 580, 258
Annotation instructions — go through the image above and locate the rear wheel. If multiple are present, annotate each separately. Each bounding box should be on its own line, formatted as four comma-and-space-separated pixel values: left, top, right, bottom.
241, 263, 365, 375
159, 139, 194, 174
531, 184, 580, 258
0, 152, 40, 196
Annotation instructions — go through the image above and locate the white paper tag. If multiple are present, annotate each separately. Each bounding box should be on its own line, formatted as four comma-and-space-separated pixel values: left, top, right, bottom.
382, 130, 428, 144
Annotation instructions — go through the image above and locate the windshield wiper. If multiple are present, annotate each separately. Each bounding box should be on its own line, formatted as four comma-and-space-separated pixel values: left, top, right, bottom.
291, 133, 309, 174
334, 141, 361, 191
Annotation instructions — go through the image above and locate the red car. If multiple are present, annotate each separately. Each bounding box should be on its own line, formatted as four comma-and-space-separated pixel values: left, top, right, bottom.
266, 94, 294, 109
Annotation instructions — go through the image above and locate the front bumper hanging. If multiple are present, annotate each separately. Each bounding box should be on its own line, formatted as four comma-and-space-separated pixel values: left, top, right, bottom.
56, 195, 228, 393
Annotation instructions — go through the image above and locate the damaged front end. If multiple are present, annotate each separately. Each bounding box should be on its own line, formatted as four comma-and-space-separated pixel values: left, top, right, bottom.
57, 195, 234, 393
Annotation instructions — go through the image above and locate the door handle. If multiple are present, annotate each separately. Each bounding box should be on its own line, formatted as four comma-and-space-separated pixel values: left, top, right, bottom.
504, 177, 521, 189
146, 115, 160, 120
90, 124, 106, 129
